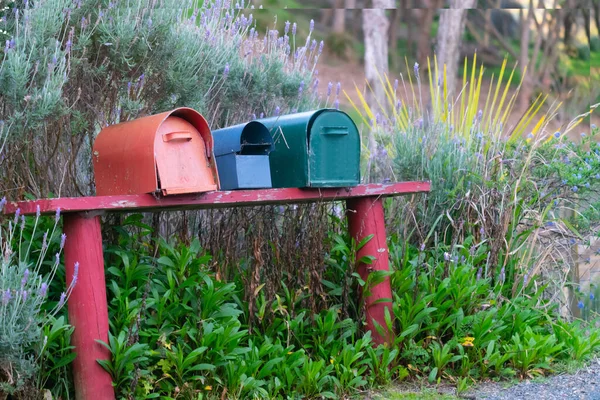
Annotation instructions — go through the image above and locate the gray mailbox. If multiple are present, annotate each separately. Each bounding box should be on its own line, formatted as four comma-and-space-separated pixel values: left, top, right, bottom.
212, 121, 275, 190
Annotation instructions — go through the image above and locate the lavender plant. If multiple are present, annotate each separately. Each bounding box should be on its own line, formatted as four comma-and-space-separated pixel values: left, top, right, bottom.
0, 200, 76, 395
350, 55, 599, 308
0, 0, 321, 198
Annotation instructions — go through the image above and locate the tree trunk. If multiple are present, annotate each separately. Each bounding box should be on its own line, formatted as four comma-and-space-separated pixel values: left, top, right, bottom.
406, 1, 414, 58
563, 0, 576, 46
594, 0, 600, 37
416, 1, 440, 67
518, 2, 534, 110
582, 8, 591, 46
389, 7, 402, 70
483, 9, 491, 47
363, 0, 394, 113
333, 0, 346, 33
348, 0, 360, 36
435, 0, 476, 98
321, 1, 335, 26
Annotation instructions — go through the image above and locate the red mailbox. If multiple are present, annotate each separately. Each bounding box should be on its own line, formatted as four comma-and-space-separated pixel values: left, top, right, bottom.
93, 107, 219, 196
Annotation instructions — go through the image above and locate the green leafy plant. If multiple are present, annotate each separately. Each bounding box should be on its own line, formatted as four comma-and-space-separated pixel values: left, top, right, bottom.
96, 331, 150, 394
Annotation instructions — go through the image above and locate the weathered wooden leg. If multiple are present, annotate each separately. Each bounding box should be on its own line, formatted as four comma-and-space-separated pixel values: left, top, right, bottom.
63, 213, 114, 400
346, 197, 394, 345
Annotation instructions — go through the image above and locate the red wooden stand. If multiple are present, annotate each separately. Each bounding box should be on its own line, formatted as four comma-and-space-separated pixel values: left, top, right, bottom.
4, 183, 429, 400
63, 214, 113, 399
347, 197, 393, 344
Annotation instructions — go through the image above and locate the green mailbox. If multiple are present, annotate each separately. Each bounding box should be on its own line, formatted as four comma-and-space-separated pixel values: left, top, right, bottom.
259, 109, 360, 188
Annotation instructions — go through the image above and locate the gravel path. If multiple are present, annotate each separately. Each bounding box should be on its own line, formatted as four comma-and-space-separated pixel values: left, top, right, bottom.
466, 359, 600, 400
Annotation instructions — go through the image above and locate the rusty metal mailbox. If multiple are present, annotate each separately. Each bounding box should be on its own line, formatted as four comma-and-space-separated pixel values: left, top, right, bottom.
259, 109, 360, 188
212, 121, 274, 190
93, 107, 219, 196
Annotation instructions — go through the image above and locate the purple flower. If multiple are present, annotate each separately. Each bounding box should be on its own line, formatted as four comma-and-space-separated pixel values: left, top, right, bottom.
21, 269, 30, 289
21, 290, 28, 302
327, 82, 332, 97
333, 99, 339, 110
60, 233, 67, 249
312, 78, 319, 92
578, 301, 584, 309
251, 113, 257, 120
274, 106, 280, 116
259, 112, 264, 118
292, 22, 297, 36
20, 215, 25, 230
336, 82, 341, 96
2, 289, 11, 305
55, 208, 61, 223
58, 292, 67, 308
298, 80, 304, 96
393, 79, 398, 91
310, 39, 317, 51
0, 197, 6, 212
309, 19, 314, 32
527, 133, 534, 139
591, 293, 595, 300
523, 273, 529, 286
223, 63, 230, 77
444, 252, 450, 261
72, 262, 80, 286
499, 267, 505, 284
14, 208, 21, 225
147, 18, 152, 27
55, 253, 60, 265
420, 243, 425, 252
572, 186, 578, 192
414, 62, 419, 79
39, 283, 48, 297
284, 20, 290, 34
554, 131, 561, 138
395, 100, 402, 112
318, 40, 324, 54
476, 267, 482, 281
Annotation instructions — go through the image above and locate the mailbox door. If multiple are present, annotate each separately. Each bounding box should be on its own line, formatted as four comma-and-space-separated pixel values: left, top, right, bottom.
155, 116, 218, 195
308, 111, 360, 187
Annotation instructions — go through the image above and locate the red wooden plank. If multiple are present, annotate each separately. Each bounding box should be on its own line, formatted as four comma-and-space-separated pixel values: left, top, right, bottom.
3, 182, 430, 215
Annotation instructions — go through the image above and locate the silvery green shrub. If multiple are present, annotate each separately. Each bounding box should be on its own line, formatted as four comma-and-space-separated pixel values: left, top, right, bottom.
0, 0, 321, 197
0, 200, 75, 394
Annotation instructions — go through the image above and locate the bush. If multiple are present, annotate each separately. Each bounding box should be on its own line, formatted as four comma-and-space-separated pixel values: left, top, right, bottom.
87, 220, 600, 399
350, 56, 599, 304
0, 201, 75, 396
0, 0, 322, 198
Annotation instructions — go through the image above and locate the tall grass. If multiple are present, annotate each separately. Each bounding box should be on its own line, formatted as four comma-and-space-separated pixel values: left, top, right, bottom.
347, 54, 599, 309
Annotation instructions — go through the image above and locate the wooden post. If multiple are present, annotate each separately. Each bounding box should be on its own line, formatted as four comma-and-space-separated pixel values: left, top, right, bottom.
346, 196, 394, 345
63, 213, 115, 400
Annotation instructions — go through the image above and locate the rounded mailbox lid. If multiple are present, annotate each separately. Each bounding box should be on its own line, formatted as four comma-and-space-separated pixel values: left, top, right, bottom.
308, 109, 360, 187
93, 107, 219, 196
155, 116, 218, 195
